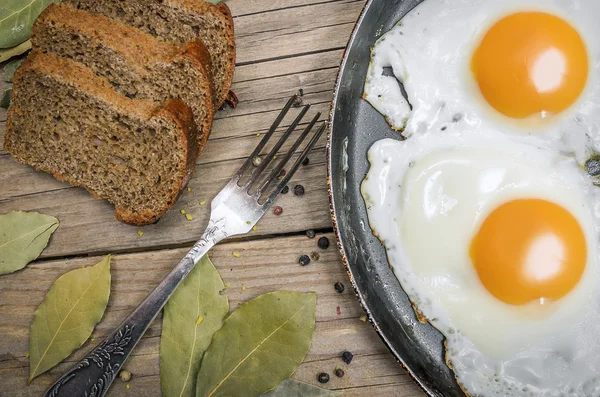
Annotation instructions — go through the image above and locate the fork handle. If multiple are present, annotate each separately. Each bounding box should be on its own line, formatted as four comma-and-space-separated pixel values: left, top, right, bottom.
43, 218, 229, 397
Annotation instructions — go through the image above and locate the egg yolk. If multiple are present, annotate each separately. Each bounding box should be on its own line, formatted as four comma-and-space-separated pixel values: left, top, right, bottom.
470, 199, 586, 305
471, 12, 588, 119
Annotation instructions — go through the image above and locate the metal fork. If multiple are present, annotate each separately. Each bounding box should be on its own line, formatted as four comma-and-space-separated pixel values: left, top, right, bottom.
44, 95, 326, 397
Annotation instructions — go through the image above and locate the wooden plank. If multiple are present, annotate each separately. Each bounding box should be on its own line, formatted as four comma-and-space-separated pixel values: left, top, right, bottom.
0, 233, 425, 397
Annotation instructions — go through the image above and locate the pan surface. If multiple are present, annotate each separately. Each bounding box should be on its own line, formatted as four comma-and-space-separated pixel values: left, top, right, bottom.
327, 0, 466, 395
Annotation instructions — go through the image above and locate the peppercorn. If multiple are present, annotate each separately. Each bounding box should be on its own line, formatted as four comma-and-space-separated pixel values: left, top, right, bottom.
279, 168, 286, 177
317, 372, 330, 384
294, 184, 305, 196
119, 370, 132, 382
299, 255, 311, 266
318, 236, 330, 249
274, 206, 283, 215
342, 351, 353, 364
306, 229, 316, 239
302, 157, 310, 166
281, 185, 289, 194
335, 367, 345, 378
334, 282, 345, 293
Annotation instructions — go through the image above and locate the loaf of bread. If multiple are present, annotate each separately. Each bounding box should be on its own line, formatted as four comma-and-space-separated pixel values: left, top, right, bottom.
32, 3, 214, 150
65, 0, 235, 108
5, 52, 198, 225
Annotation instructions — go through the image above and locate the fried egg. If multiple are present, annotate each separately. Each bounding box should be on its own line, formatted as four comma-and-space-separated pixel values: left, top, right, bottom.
363, 0, 600, 162
362, 129, 600, 396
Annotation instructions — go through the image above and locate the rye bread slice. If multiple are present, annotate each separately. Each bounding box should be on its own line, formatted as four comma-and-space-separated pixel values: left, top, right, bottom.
65, 0, 235, 108
5, 51, 198, 225
32, 3, 214, 150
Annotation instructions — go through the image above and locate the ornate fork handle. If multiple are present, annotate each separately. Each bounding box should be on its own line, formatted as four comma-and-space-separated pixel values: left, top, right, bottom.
44, 217, 228, 397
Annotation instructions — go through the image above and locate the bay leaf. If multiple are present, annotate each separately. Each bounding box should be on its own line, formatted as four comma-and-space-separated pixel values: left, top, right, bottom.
4, 56, 24, 82
0, 211, 59, 275
160, 255, 229, 397
0, 0, 58, 48
196, 291, 317, 397
0, 39, 31, 62
261, 379, 341, 397
0, 87, 11, 109
204, 0, 223, 4
28, 255, 111, 383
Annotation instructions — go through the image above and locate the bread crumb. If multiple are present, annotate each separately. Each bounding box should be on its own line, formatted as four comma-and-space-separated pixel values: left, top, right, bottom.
232, 251, 240, 258
137, 230, 144, 237
185, 214, 193, 221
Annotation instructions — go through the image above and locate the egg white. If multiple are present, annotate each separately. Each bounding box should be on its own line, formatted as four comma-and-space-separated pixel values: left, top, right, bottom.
363, 0, 600, 164
362, 127, 600, 396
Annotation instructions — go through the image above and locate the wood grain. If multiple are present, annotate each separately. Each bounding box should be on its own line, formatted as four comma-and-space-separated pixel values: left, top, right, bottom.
0, 0, 430, 396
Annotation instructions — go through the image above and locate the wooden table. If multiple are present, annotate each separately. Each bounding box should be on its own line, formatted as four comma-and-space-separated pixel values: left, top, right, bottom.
0, 1, 426, 396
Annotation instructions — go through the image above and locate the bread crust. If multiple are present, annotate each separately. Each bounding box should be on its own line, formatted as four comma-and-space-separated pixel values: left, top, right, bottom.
6, 52, 198, 226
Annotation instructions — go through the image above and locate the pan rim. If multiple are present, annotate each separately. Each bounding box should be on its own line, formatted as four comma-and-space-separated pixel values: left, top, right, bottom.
325, 1, 439, 396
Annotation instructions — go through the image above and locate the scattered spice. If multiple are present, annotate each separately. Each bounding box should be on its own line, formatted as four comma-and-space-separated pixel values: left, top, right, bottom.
281, 185, 289, 194
25, 352, 30, 358
246, 220, 251, 224
294, 184, 305, 196
119, 370, 132, 382
196, 315, 204, 325
232, 251, 241, 258
126, 383, 131, 390
200, 200, 207, 206
302, 157, 310, 166
306, 229, 316, 239
225, 282, 231, 288
187, 187, 191, 192
318, 237, 330, 249
279, 168, 286, 177
334, 282, 345, 293
185, 214, 193, 221
299, 255, 311, 266
180, 209, 186, 215
359, 315, 368, 322
253, 156, 262, 167
273, 155, 278, 160
91, 337, 95, 342
274, 206, 283, 215
335, 367, 345, 378
336, 306, 341, 315
317, 372, 330, 384
242, 285, 246, 291
256, 133, 261, 137
137, 230, 144, 237
342, 351, 354, 364
310, 251, 320, 261
252, 225, 258, 231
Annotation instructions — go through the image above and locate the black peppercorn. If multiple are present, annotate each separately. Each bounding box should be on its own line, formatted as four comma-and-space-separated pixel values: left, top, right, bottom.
281, 185, 289, 194
306, 229, 316, 239
299, 255, 311, 266
317, 372, 330, 384
302, 157, 310, 166
342, 351, 353, 364
335, 367, 345, 378
318, 236, 330, 249
274, 206, 283, 215
334, 282, 345, 293
294, 184, 305, 196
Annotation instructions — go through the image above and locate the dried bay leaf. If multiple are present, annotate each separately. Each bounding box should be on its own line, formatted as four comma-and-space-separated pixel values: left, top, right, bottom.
0, 39, 31, 62
0, 211, 59, 275
160, 255, 229, 397
0, 87, 11, 109
0, 0, 58, 48
4, 56, 25, 82
261, 379, 341, 397
28, 255, 111, 382
197, 291, 317, 397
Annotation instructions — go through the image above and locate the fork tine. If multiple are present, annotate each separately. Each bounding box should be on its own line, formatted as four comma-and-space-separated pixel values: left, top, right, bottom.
243, 103, 311, 190
256, 112, 321, 197
232, 95, 298, 185
262, 121, 327, 208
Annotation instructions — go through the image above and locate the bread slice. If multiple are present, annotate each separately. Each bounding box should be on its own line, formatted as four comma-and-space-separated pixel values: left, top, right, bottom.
65, 0, 235, 108
32, 3, 214, 150
5, 51, 198, 225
